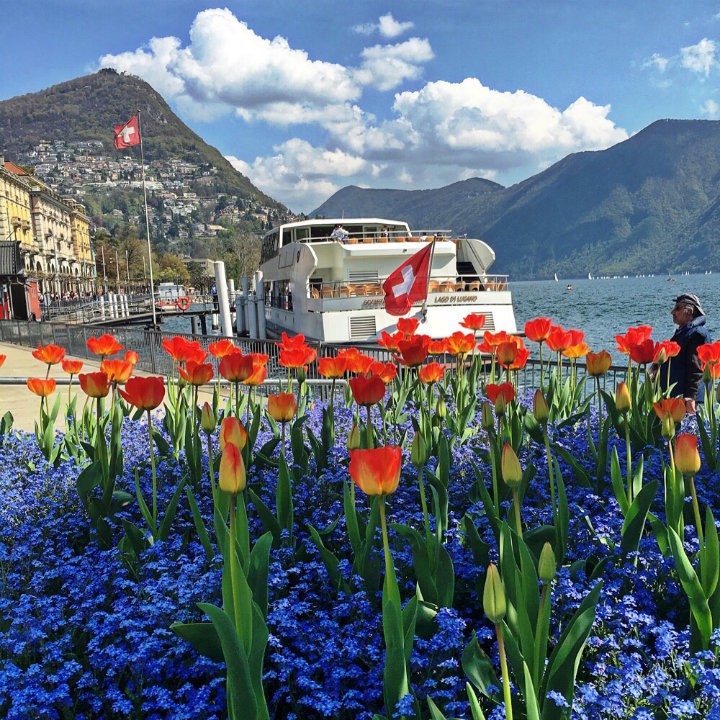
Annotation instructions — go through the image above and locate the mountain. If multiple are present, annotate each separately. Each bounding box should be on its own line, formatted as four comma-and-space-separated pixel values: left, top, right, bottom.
313, 119, 720, 279
0, 69, 283, 209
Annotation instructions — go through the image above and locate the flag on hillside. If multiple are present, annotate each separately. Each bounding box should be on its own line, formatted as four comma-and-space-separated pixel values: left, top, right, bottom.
113, 116, 140, 149
382, 242, 433, 316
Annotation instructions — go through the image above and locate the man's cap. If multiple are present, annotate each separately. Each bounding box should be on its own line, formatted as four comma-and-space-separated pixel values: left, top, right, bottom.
674, 293, 705, 316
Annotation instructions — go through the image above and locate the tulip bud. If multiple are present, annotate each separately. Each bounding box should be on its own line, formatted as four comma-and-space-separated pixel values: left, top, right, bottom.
615, 382, 631, 413
347, 422, 361, 452
483, 564, 506, 624
481, 402, 495, 431
538, 542, 556, 583
675, 433, 701, 477
501, 443, 523, 489
533, 389, 549, 423
494, 394, 507, 417
200, 402, 216, 433
661, 414, 675, 441
411, 432, 427, 468
218, 443, 246, 494
435, 395, 447, 419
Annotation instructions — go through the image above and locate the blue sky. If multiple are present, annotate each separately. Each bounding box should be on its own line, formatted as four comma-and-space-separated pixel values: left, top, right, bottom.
2, 1, 720, 213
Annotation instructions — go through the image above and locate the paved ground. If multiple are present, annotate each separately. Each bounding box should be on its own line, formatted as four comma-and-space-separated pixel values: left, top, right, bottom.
0, 341, 216, 433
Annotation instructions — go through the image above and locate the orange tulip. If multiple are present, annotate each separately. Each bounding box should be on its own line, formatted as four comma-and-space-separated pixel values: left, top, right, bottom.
460, 313, 486, 332
119, 376, 165, 410
501, 442, 523, 489
653, 340, 680, 365
243, 362, 268, 387
524, 317, 552, 343
396, 317, 420, 337
27, 377, 56, 397
124, 350, 139, 365
349, 375, 386, 406
100, 359, 134, 385
219, 352, 254, 382
279, 343, 317, 369
615, 382, 631, 412
179, 360, 214, 386
0, 354, 5, 370
219, 416, 248, 450
268, 392, 297, 423
428, 338, 449, 355
506, 346, 530, 370
208, 338, 237, 358
653, 397, 686, 423
79, 372, 110, 398
418, 361, 445, 384
377, 331, 404, 353
586, 350, 612, 376
86, 333, 123, 358
445, 331, 476, 358
32, 344, 65, 366
162, 336, 207, 365
496, 341, 519, 368
61, 359, 84, 375
563, 342, 590, 360
219, 442, 246, 494
317, 356, 348, 379
674, 433, 701, 476
369, 361, 398, 384
349, 446, 402, 496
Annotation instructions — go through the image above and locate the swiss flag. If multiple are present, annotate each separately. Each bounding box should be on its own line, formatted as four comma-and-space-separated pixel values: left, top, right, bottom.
113, 116, 141, 149
382, 242, 433, 316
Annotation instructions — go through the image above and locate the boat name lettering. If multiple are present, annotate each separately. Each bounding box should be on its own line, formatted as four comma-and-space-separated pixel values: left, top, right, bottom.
435, 294, 477, 304
361, 299, 385, 309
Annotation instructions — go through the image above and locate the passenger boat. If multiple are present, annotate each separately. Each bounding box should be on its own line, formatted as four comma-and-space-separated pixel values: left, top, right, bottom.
258, 218, 517, 343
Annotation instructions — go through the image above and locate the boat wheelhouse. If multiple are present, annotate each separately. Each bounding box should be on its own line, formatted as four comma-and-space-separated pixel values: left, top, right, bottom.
258, 218, 517, 343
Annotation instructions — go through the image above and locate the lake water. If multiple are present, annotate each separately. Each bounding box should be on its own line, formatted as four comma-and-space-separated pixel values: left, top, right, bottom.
512, 273, 720, 362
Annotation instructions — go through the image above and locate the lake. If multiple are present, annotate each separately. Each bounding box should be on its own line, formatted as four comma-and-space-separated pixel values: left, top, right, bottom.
512, 273, 720, 361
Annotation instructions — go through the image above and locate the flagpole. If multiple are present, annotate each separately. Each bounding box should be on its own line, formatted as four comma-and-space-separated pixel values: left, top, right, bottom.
421, 238, 436, 320
136, 110, 158, 326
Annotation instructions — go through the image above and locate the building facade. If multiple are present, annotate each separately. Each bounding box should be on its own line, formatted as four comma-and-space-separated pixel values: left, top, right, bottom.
0, 157, 95, 297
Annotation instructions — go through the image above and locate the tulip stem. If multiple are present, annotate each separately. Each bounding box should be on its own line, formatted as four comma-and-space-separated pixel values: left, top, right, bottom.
379, 496, 393, 582
512, 488, 522, 539
688, 474, 705, 548
496, 623, 514, 720
147, 409, 157, 530
624, 416, 633, 504
543, 428, 557, 528
417, 466, 431, 546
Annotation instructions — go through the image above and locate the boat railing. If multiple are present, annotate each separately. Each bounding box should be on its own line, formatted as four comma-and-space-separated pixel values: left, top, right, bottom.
310, 274, 510, 299
295, 230, 462, 244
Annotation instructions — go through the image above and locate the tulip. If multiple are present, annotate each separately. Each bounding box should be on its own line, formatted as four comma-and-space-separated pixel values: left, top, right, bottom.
418, 361, 444, 384
628, 338, 657, 365
349, 446, 402, 496
317, 356, 348, 379
218, 442, 246, 494
178, 360, 214, 386
496, 340, 519, 368
219, 351, 254, 382
267, 392, 297, 423
524, 317, 552, 343
349, 375, 386, 406
538, 542, 556, 584
219, 416, 248, 450
278, 344, 317, 369
0, 354, 6, 369
162, 336, 207, 365
79, 371, 111, 398
396, 317, 420, 337
486, 382, 515, 405
445, 331, 476, 358
586, 350, 612, 376
377, 330, 403, 353
87, 333, 123, 358
501, 442, 522, 489
100, 358, 134, 385
397, 334, 431, 367
483, 564, 506, 624
460, 313, 486, 332
347, 422, 361, 451
208, 338, 237, 358
481, 401, 495, 431
118, 376, 165, 410
428, 338, 449, 355
124, 350, 139, 366
533, 389, 549, 423
200, 401, 216, 433
32, 343, 65, 368
615, 382, 631, 413
410, 432, 427, 468
435, 396, 447, 418
61, 359, 83, 375
653, 397, 686, 424
675, 433, 701, 477
369, 361, 398, 385
616, 325, 653, 355
27, 377, 56, 397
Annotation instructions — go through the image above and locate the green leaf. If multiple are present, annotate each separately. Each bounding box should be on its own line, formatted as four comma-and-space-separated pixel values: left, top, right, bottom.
620, 479, 657, 556
247, 532, 273, 618
461, 514, 490, 569
307, 523, 343, 590
157, 476, 188, 541
170, 620, 224, 663
466, 683, 488, 720
247, 488, 281, 546
701, 506, 720, 599
186, 486, 215, 560
461, 632, 500, 699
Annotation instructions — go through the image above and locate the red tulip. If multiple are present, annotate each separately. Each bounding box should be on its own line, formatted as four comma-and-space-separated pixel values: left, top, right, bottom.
279, 344, 317, 369
243, 359, 268, 386
0, 354, 5, 369
397, 334, 431, 367
628, 338, 656, 365
267, 393, 297, 423
369, 361, 398, 384
162, 336, 207, 365
119, 376, 165, 410
32, 343, 65, 366
460, 313, 486, 332
653, 340, 680, 365
446, 331, 476, 358
61, 359, 84, 375
219, 442, 246, 494
428, 338, 449, 355
317, 356, 348, 379
485, 382, 515, 405
27, 377, 56, 397
616, 326, 653, 356
349, 446, 402, 496
396, 317, 420, 337
524, 317, 552, 343
86, 333, 123, 358
179, 360, 214, 386
219, 416, 248, 450
100, 359, 134, 385
653, 397, 686, 423
698, 342, 720, 368
79, 372, 110, 398
545, 326, 573, 353
219, 351, 254, 382
349, 375, 386, 406
377, 330, 404, 353
208, 338, 237, 358
418, 361, 445, 384
496, 341, 519, 368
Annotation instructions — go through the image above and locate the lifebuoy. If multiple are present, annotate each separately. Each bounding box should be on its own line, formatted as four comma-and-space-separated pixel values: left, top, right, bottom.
176, 296, 191, 311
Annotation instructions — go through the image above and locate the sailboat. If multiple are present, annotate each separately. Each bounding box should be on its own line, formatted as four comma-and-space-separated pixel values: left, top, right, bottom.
554, 272, 559, 282
587, 272, 592, 280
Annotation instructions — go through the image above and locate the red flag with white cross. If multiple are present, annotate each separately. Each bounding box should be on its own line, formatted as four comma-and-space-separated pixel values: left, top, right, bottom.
382, 242, 433, 316
113, 116, 141, 149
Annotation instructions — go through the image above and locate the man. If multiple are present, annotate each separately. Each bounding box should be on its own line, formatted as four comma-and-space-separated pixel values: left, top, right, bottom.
658, 293, 710, 414
330, 224, 349, 243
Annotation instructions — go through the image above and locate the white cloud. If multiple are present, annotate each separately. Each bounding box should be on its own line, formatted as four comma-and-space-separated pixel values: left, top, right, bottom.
701, 98, 720, 117
352, 13, 414, 38
645, 53, 670, 72
680, 38, 717, 75
354, 38, 434, 91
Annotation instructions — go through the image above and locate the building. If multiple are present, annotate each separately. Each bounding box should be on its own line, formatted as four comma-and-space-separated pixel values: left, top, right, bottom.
0, 157, 95, 297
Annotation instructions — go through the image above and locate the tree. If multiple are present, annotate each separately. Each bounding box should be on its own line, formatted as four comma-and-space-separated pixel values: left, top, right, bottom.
158, 252, 190, 284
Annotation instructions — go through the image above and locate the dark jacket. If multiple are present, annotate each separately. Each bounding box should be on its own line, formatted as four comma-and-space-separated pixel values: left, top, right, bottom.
659, 315, 710, 400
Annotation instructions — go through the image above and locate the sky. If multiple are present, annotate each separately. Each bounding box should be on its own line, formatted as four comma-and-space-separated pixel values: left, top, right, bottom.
3, 1, 720, 214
